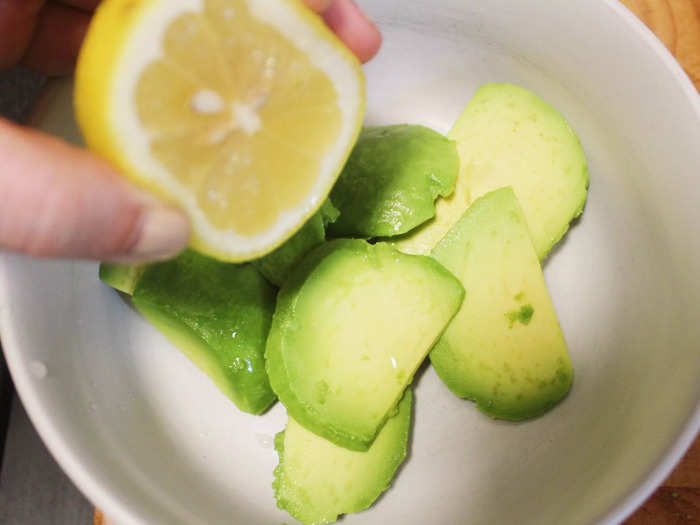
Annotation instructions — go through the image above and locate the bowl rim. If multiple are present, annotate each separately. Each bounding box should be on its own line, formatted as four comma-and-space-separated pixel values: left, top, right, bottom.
2, 1, 700, 524
585, 1, 700, 523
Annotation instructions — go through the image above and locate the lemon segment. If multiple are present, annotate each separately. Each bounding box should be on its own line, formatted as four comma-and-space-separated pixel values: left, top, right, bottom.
75, 0, 364, 261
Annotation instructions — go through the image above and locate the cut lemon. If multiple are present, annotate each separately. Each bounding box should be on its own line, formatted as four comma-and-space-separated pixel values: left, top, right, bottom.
75, 0, 365, 261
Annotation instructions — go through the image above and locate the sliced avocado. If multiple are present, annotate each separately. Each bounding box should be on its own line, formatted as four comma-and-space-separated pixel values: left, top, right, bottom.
328, 125, 459, 238
430, 187, 573, 420
266, 239, 463, 450
394, 83, 589, 259
99, 263, 146, 295
274, 389, 412, 525
253, 200, 339, 287
132, 250, 277, 415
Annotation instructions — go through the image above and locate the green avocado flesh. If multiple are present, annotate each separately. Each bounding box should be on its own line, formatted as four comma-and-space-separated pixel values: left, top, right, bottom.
253, 200, 340, 287
328, 125, 459, 238
266, 239, 463, 450
132, 250, 277, 415
274, 389, 412, 525
393, 83, 588, 259
99, 263, 146, 295
430, 188, 573, 420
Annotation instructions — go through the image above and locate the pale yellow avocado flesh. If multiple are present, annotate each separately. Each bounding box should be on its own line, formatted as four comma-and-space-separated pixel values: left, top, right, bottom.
430, 187, 573, 419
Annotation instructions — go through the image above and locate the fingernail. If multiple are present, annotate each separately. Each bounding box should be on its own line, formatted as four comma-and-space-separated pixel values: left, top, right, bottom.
111, 205, 191, 263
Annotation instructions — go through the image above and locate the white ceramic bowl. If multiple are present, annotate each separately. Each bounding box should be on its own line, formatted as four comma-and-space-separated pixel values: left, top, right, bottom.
2, 1, 700, 524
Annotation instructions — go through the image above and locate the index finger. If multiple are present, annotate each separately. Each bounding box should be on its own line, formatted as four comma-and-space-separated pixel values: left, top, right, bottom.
303, 0, 381, 63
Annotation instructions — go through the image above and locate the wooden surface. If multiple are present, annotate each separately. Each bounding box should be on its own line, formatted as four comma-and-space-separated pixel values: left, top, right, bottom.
95, 1, 700, 524
622, 0, 700, 90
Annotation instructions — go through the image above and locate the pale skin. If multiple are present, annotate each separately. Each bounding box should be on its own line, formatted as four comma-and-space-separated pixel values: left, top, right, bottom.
0, 0, 381, 262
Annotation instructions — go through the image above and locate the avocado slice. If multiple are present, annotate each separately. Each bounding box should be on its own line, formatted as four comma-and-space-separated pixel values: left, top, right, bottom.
274, 389, 412, 525
252, 200, 339, 287
99, 263, 146, 295
394, 83, 589, 259
328, 125, 459, 238
132, 250, 277, 415
266, 239, 463, 450
430, 187, 573, 420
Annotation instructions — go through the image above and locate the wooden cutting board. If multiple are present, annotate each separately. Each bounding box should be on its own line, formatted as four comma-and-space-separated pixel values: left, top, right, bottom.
95, 1, 700, 524
622, 0, 700, 91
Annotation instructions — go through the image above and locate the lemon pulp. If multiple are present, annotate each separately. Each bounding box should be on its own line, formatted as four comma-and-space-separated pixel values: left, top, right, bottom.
76, 0, 364, 261
136, 0, 342, 235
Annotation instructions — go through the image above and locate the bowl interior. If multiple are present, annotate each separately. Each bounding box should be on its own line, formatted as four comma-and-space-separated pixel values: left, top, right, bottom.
2, 1, 700, 524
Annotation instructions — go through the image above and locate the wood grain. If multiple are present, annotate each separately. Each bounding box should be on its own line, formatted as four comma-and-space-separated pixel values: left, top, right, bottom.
621, 0, 700, 90
95, 1, 700, 523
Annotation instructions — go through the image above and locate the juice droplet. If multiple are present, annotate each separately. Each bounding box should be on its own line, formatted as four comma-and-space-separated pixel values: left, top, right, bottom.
255, 433, 274, 449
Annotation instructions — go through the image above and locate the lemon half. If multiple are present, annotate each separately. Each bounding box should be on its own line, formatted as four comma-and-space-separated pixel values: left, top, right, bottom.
75, 0, 365, 261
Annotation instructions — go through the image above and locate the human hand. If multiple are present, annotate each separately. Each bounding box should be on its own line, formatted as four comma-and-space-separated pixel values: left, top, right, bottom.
0, 0, 381, 263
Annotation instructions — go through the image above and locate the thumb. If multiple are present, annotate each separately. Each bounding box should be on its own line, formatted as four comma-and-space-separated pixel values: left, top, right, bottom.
0, 118, 190, 262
